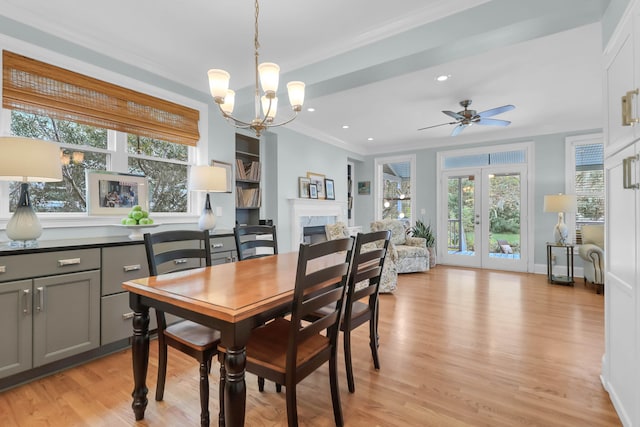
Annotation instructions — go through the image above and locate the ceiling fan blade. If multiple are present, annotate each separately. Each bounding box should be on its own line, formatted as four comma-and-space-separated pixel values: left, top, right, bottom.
477, 104, 515, 118
475, 118, 511, 127
451, 124, 466, 136
443, 110, 464, 120
417, 121, 457, 131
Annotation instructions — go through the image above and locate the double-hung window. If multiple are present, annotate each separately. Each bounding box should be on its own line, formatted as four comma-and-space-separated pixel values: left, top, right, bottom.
565, 134, 604, 241
2, 50, 202, 217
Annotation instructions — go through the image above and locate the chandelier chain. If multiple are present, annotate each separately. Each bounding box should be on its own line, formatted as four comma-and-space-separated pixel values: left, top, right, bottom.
254, 0, 260, 96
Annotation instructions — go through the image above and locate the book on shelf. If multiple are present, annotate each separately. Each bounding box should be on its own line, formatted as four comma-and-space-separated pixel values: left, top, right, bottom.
235, 160, 261, 181
236, 186, 261, 208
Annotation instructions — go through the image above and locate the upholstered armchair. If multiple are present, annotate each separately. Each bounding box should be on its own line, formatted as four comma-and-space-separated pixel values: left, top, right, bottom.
370, 219, 429, 273
578, 224, 604, 293
325, 222, 398, 293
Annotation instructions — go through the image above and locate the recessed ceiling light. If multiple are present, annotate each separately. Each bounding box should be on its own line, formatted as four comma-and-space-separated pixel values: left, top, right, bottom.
307, 107, 315, 112
342, 125, 349, 129
435, 74, 451, 82
367, 137, 374, 141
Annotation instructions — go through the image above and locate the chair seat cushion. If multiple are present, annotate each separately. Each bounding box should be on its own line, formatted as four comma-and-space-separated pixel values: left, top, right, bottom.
243, 317, 329, 373
395, 244, 428, 258
164, 320, 221, 350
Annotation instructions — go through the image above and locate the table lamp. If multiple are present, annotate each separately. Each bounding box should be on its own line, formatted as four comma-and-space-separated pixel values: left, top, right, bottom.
188, 165, 227, 231
543, 193, 576, 245
0, 136, 63, 246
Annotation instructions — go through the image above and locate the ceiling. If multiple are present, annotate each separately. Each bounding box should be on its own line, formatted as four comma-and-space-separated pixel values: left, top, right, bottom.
0, 0, 609, 155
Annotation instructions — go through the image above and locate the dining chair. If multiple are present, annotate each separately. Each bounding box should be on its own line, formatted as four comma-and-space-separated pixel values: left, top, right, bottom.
234, 224, 278, 260
143, 229, 221, 427
218, 237, 354, 427
307, 230, 391, 393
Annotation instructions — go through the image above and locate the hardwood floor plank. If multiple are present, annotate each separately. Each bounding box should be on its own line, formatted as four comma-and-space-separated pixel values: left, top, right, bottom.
0, 266, 620, 426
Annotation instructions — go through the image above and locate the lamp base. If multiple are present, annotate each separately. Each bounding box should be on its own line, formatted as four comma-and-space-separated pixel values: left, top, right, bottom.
553, 213, 569, 245
6, 183, 42, 245
198, 193, 217, 231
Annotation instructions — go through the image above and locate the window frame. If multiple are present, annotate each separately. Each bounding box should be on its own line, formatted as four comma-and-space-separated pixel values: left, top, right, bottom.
0, 43, 208, 228
564, 133, 604, 239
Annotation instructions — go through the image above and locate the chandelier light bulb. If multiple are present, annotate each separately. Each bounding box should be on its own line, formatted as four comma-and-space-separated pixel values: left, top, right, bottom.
258, 62, 280, 95
287, 81, 305, 111
261, 95, 278, 121
220, 90, 235, 115
207, 69, 231, 103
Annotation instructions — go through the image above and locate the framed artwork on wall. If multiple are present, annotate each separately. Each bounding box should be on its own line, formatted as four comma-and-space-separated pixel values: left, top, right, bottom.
358, 181, 371, 195
298, 177, 311, 198
325, 178, 335, 200
87, 171, 149, 215
307, 172, 325, 199
309, 183, 318, 199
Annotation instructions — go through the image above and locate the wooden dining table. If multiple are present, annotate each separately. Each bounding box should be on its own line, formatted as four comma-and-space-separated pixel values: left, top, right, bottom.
122, 251, 301, 427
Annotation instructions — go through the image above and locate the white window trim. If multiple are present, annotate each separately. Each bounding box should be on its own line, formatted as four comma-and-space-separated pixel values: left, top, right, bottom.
0, 36, 209, 228
564, 133, 604, 235
374, 154, 416, 224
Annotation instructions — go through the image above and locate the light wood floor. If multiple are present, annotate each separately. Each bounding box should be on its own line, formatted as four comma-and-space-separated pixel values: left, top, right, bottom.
0, 266, 621, 426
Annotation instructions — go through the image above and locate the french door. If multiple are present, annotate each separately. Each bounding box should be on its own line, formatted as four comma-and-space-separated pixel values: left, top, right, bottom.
439, 164, 528, 271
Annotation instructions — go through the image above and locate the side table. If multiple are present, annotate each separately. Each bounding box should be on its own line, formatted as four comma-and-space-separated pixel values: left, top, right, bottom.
546, 243, 574, 285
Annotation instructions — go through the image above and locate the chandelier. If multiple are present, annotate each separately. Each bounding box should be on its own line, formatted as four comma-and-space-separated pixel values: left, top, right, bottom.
207, 0, 305, 137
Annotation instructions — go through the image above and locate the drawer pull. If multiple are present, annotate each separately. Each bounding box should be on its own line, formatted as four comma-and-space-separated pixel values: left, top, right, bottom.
0, 265, 5, 273
123, 264, 142, 272
213, 243, 224, 249
122, 312, 134, 320
58, 258, 81, 267
174, 259, 188, 265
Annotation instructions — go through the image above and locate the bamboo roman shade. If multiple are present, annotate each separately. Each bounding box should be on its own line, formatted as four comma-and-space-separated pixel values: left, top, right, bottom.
2, 50, 200, 146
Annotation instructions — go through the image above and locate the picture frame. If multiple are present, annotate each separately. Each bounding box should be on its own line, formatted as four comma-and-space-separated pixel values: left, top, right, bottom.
306, 172, 325, 199
298, 177, 311, 198
358, 180, 371, 195
324, 178, 335, 200
309, 183, 318, 199
211, 160, 233, 193
87, 171, 149, 215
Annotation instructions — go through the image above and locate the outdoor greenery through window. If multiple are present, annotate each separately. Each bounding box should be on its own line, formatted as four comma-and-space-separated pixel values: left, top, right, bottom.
382, 161, 411, 224
574, 142, 604, 229
9, 111, 191, 214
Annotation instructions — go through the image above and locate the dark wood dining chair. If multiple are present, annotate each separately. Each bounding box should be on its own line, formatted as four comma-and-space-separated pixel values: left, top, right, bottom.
306, 230, 391, 393
143, 230, 221, 427
218, 237, 354, 427
234, 224, 278, 260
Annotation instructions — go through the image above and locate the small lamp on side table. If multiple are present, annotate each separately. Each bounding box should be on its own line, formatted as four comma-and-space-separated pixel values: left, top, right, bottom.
543, 193, 577, 245
188, 165, 227, 231
0, 136, 63, 247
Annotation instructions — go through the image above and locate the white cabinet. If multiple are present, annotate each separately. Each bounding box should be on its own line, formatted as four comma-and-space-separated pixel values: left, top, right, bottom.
602, 2, 640, 425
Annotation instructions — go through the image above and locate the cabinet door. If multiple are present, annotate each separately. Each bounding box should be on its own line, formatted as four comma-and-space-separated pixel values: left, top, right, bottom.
32, 270, 100, 367
605, 13, 636, 152
0, 280, 32, 379
603, 143, 639, 425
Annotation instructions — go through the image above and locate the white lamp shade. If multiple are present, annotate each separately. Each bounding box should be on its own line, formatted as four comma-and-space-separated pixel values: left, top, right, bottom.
261, 95, 278, 119
208, 69, 231, 100
188, 165, 227, 192
287, 81, 305, 109
258, 62, 280, 94
0, 137, 63, 182
221, 90, 235, 114
543, 194, 576, 213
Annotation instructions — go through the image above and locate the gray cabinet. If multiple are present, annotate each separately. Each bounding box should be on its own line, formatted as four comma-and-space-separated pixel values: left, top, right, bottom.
0, 249, 101, 379
211, 234, 237, 265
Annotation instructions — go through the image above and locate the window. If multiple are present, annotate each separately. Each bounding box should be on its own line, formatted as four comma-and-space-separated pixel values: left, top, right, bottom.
375, 155, 416, 226
2, 50, 204, 217
565, 134, 604, 240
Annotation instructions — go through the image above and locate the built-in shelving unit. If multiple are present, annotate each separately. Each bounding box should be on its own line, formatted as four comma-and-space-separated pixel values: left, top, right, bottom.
235, 133, 261, 225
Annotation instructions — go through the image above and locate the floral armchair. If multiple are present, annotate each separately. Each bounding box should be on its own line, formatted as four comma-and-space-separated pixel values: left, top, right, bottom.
325, 222, 398, 293
370, 219, 429, 273
578, 224, 604, 293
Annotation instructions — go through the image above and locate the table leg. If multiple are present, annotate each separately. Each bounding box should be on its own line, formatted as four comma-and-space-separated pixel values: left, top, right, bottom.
131, 304, 150, 420
224, 346, 247, 427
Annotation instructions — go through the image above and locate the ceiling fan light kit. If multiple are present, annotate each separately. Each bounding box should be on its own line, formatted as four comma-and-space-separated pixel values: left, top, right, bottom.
418, 99, 515, 136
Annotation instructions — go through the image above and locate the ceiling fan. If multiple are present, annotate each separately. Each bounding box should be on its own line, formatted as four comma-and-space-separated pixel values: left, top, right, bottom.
418, 100, 515, 136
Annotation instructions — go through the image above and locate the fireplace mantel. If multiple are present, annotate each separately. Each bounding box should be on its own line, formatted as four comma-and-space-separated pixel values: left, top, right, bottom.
288, 198, 347, 250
